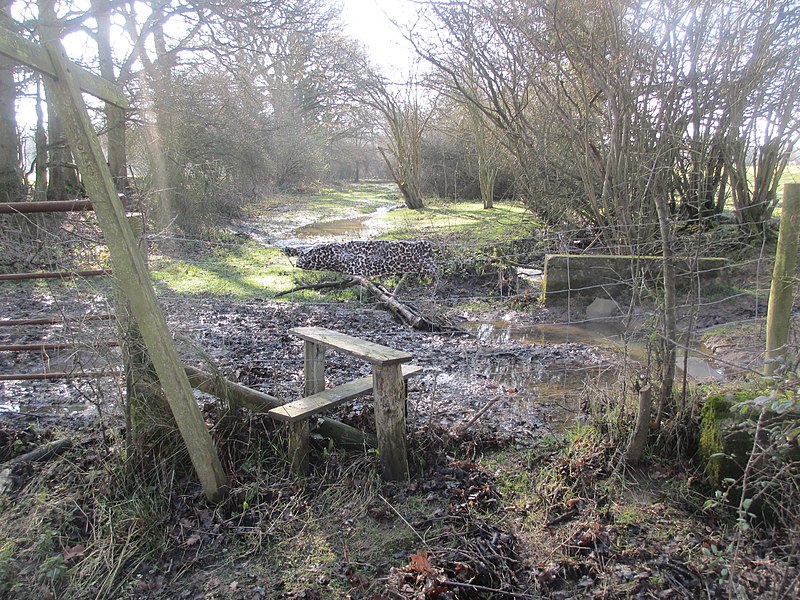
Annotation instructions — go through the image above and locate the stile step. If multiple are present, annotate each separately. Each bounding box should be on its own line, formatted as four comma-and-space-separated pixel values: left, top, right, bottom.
268, 364, 423, 422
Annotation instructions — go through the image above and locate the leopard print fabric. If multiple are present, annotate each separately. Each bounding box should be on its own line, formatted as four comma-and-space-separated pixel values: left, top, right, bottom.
296, 240, 438, 278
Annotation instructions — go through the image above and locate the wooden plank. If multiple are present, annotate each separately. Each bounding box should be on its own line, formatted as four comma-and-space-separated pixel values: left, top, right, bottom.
41, 39, 226, 502
0, 200, 94, 213
289, 341, 327, 474
184, 365, 281, 411
287, 420, 310, 475
268, 364, 423, 422
304, 341, 326, 397
0, 269, 111, 281
0, 370, 121, 381
0, 341, 118, 351
289, 327, 413, 365
0, 26, 128, 108
0, 313, 114, 327
182, 365, 374, 446
373, 363, 410, 482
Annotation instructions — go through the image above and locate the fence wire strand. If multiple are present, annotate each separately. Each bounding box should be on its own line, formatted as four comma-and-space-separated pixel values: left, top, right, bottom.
1, 206, 797, 428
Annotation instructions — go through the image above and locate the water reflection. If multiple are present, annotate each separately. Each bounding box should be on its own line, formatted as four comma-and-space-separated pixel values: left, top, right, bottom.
464, 319, 725, 385
291, 205, 398, 240
293, 216, 369, 239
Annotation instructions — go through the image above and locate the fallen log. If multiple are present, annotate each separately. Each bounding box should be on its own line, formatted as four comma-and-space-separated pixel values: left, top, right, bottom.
4, 437, 73, 466
273, 277, 356, 298
184, 366, 376, 448
275, 275, 459, 332
351, 275, 461, 332
0, 437, 73, 495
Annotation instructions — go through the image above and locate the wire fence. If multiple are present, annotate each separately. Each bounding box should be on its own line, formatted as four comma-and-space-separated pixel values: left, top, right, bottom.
1, 206, 797, 437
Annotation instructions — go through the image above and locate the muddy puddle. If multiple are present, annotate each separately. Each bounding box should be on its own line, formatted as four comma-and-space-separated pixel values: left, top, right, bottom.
284, 205, 398, 243
463, 319, 726, 385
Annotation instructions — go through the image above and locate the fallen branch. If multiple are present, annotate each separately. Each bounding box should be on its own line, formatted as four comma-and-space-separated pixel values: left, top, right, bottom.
4, 437, 73, 466
456, 395, 504, 434
276, 274, 460, 332
1, 437, 73, 495
351, 275, 461, 333
273, 278, 356, 298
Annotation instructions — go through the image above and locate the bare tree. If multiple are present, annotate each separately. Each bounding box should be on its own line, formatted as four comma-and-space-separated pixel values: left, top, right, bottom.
93, 0, 127, 193
0, 2, 23, 201
361, 70, 434, 210
416, 0, 799, 236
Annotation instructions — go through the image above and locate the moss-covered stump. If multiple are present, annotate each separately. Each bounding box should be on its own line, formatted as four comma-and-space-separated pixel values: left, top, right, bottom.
699, 391, 800, 519
699, 393, 756, 489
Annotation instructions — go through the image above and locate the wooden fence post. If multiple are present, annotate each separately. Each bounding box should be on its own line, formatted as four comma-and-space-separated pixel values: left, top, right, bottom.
41, 39, 227, 501
765, 183, 800, 377
373, 363, 410, 482
288, 341, 325, 474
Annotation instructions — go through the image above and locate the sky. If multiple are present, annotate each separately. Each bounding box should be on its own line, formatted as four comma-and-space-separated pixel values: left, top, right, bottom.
339, 0, 419, 72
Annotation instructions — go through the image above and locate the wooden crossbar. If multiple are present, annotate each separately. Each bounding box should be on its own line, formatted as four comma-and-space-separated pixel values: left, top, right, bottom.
0, 30, 128, 108
289, 327, 413, 365
0, 370, 122, 381
0, 269, 111, 281
268, 364, 423, 422
0, 341, 119, 352
0, 200, 94, 214
0, 313, 115, 327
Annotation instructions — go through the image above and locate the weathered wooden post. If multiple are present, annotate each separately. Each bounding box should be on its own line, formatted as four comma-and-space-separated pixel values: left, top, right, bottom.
39, 38, 227, 501
765, 183, 800, 377
289, 340, 326, 473
373, 363, 410, 482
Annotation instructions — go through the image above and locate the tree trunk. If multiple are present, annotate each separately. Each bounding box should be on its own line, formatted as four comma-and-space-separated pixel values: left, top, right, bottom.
624, 385, 652, 466
378, 146, 424, 209
653, 193, 677, 428
141, 5, 180, 233
45, 100, 67, 200
0, 4, 23, 202
94, 0, 127, 194
764, 183, 800, 377
34, 76, 47, 201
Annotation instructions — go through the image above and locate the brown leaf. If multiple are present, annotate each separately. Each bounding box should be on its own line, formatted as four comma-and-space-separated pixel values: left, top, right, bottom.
409, 551, 434, 574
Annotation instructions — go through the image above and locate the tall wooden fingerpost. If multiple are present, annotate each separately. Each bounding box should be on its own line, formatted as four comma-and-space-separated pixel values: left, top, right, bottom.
290, 340, 326, 473
373, 363, 410, 482
40, 39, 227, 501
765, 183, 800, 377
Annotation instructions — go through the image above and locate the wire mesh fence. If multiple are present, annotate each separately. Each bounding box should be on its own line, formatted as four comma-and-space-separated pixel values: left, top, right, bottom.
3, 202, 796, 434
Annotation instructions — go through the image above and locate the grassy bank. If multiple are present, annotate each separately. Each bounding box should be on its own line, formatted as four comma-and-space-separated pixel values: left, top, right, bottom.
149, 185, 539, 301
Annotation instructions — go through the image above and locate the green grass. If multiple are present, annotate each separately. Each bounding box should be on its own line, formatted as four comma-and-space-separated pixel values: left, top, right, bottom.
148, 190, 540, 301
373, 198, 537, 245
150, 241, 298, 299
246, 182, 402, 222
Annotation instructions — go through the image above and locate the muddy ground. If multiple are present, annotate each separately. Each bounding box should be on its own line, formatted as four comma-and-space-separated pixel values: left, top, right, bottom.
0, 197, 797, 599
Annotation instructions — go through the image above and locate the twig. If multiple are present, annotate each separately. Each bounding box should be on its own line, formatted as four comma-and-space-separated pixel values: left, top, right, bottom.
378, 494, 429, 548
457, 395, 506, 433
443, 580, 537, 599
273, 278, 355, 298
544, 507, 580, 527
